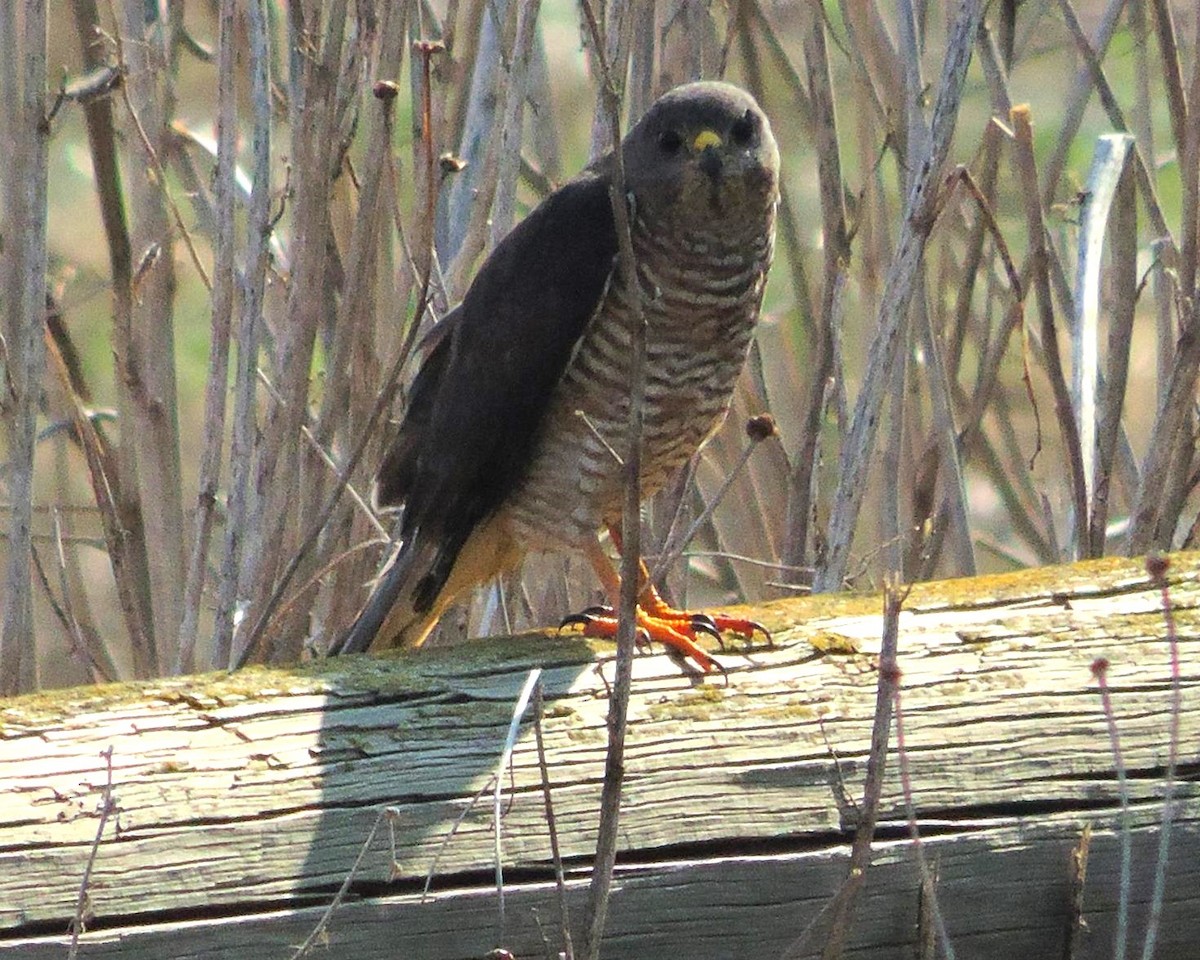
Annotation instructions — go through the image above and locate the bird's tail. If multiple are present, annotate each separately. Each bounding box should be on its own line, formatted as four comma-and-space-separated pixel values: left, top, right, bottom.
335, 517, 522, 655
335, 534, 446, 654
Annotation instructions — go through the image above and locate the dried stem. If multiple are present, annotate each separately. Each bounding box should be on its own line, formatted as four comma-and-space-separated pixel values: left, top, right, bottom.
1141, 555, 1182, 960
290, 807, 391, 959
1092, 656, 1132, 960
1063, 823, 1092, 960
111, 0, 190, 670
578, 2, 641, 956
67, 746, 115, 958
1010, 105, 1088, 561
178, 0, 239, 673
239, 0, 351, 661
893, 647, 956, 960
534, 682, 574, 960
1130, 295, 1200, 553
817, 579, 903, 960
0, 0, 49, 694
1089, 151, 1138, 554
783, 1, 846, 574
814, 0, 986, 592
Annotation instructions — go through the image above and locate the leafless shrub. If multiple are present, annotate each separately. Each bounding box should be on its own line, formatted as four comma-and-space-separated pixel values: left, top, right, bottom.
0, 1, 1196, 710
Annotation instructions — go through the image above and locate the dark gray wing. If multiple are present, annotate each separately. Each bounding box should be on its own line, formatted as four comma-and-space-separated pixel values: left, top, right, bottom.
374, 171, 618, 613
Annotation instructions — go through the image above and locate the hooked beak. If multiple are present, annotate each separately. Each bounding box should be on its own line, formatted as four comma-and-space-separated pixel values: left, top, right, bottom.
694, 129, 724, 182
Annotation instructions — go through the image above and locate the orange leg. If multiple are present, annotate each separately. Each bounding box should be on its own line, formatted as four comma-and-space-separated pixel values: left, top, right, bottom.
562, 528, 769, 673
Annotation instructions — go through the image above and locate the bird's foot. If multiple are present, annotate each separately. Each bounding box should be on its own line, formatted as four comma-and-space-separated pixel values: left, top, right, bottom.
641, 589, 771, 649
560, 593, 769, 674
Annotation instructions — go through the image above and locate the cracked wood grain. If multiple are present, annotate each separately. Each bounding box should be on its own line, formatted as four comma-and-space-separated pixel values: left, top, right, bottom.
1, 553, 1197, 958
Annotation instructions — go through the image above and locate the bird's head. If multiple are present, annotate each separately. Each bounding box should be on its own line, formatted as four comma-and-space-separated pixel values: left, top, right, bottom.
621, 81, 779, 230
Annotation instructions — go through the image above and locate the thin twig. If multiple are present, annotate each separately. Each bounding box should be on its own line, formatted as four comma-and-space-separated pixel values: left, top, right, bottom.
1052, 0, 1171, 244
181, 0, 238, 672
916, 859, 940, 960
1130, 296, 1200, 553
893, 648, 957, 960
251, 539, 381, 653
915, 269, 976, 578
290, 806, 391, 958
43, 327, 155, 673
817, 578, 904, 960
534, 682, 575, 960
578, 2, 640, 956
490, 669, 543, 941
52, 507, 117, 681
1063, 823, 1092, 960
651, 419, 774, 586
1092, 656, 1131, 960
1140, 554, 1181, 960
67, 747, 116, 959
1037, 0, 1124, 211
107, 2, 209, 291
421, 771, 516, 902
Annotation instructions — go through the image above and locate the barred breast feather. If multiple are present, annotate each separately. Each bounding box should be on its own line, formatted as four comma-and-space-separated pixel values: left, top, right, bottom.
505, 201, 776, 550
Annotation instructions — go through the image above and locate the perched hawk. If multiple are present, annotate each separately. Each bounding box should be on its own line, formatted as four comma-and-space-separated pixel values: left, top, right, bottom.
338, 81, 779, 671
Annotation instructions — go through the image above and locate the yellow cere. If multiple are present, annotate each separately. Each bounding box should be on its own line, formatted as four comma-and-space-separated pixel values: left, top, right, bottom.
692, 129, 723, 151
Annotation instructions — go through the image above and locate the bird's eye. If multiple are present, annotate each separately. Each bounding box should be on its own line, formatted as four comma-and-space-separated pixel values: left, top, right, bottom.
658, 129, 684, 155
731, 110, 756, 146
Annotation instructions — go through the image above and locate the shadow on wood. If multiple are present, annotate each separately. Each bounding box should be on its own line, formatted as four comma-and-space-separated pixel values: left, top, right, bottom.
1, 554, 1197, 958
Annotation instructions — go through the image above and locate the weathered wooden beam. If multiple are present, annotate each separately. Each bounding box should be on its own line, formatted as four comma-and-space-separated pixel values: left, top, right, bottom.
2, 554, 1197, 959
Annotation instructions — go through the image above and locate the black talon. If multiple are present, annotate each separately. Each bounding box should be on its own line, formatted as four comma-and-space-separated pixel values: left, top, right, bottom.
559, 604, 615, 633
559, 604, 618, 632
559, 612, 595, 632
634, 626, 653, 653
746, 620, 773, 647
689, 613, 726, 649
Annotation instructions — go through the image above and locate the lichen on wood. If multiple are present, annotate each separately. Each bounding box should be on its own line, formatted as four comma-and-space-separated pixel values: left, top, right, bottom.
1, 553, 1197, 959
